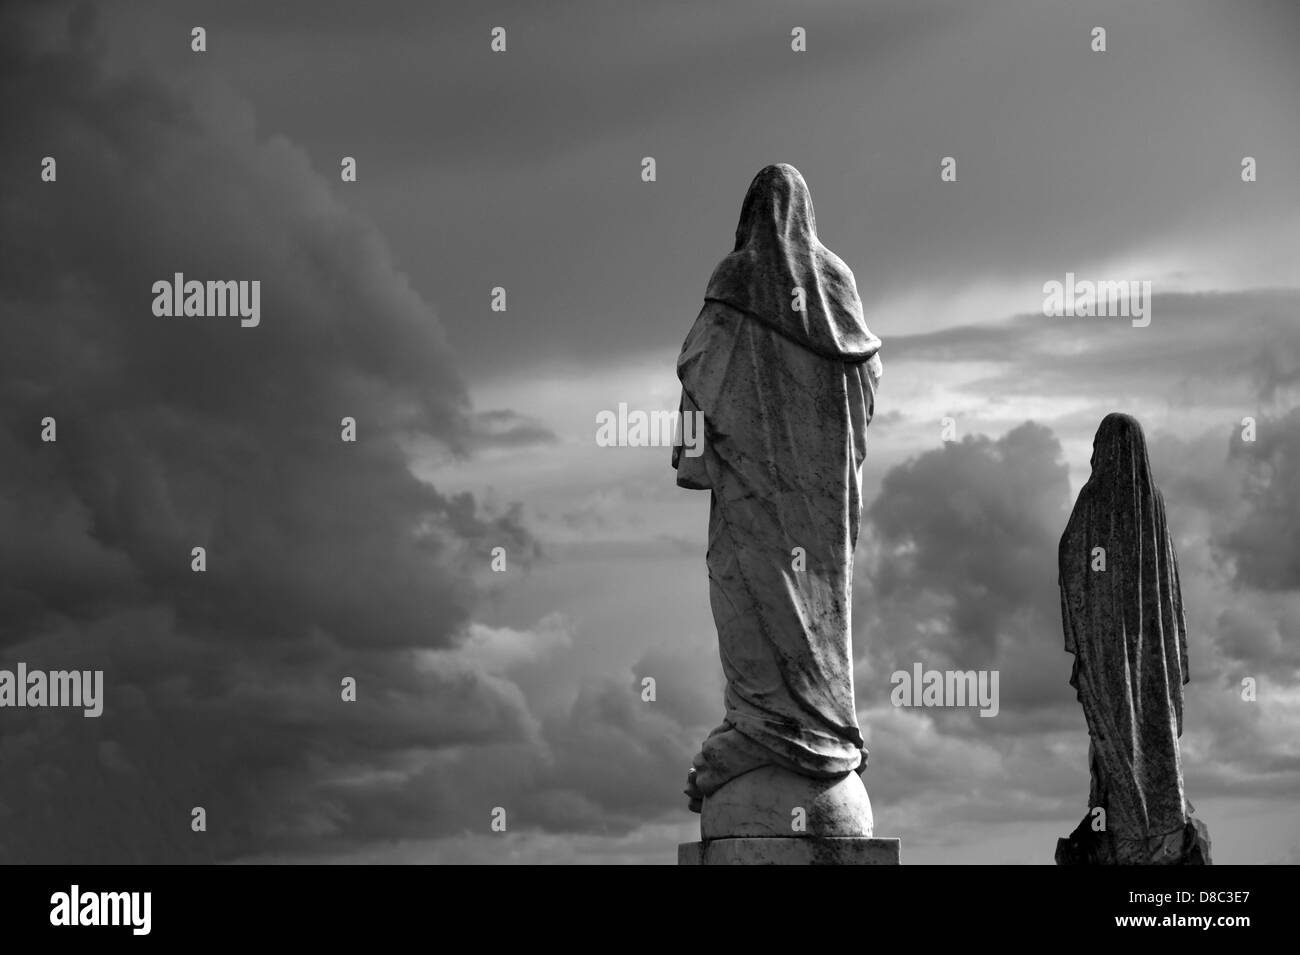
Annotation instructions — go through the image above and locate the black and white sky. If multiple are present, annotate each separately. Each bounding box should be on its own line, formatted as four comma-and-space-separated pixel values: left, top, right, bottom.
1, 0, 1298, 863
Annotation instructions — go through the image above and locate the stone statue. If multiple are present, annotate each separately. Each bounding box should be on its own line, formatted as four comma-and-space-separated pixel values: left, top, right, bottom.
1056, 413, 1211, 865
673, 164, 888, 852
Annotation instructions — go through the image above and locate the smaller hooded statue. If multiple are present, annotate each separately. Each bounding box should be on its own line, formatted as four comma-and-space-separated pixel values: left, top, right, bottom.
1056, 413, 1211, 865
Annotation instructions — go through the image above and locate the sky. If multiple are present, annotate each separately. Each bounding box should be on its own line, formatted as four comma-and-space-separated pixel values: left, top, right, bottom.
1, 0, 1298, 864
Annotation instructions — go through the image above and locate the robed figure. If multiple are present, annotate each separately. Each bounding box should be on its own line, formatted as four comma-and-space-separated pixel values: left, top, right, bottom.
673, 164, 882, 813
1057, 413, 1209, 864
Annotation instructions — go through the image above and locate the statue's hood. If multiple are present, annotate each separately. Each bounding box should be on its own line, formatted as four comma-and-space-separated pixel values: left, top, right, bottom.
704, 164, 881, 363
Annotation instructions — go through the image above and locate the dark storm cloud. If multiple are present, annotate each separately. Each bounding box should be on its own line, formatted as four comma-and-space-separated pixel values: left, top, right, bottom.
862, 421, 1071, 663
0, 5, 535, 861
446, 647, 713, 841
236, 649, 715, 856
96, 0, 1298, 379
73, 0, 1300, 392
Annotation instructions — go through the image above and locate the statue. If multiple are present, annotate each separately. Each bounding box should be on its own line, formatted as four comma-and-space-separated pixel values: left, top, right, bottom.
1056, 413, 1211, 864
673, 164, 885, 846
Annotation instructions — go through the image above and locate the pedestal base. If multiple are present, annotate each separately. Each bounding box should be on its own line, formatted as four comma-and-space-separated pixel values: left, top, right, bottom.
678, 836, 901, 866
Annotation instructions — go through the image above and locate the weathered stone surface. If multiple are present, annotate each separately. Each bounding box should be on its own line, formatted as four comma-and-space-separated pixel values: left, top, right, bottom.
1058, 414, 1210, 862
700, 764, 872, 839
674, 165, 883, 802
679, 836, 901, 866
1056, 814, 1212, 866
673, 167, 895, 860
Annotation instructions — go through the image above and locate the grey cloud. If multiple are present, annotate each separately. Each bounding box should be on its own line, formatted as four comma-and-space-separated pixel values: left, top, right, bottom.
94, 0, 1300, 380
0, 5, 537, 862
886, 290, 1300, 403
468, 409, 560, 450
1219, 407, 1300, 590
863, 421, 1071, 663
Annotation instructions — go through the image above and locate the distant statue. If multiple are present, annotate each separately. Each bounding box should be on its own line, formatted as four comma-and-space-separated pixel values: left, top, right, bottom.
1056, 413, 1211, 864
673, 164, 883, 838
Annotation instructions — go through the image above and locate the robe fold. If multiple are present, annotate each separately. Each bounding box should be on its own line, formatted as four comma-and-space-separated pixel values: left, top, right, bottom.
673, 164, 881, 799
1059, 413, 1190, 848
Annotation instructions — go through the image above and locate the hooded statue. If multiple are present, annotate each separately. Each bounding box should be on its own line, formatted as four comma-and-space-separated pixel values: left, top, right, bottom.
673, 164, 882, 812
1056, 412, 1209, 864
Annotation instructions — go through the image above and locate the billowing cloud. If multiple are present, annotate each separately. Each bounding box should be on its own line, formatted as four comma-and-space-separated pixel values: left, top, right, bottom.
861, 421, 1071, 667
0, 5, 535, 862
1219, 407, 1300, 591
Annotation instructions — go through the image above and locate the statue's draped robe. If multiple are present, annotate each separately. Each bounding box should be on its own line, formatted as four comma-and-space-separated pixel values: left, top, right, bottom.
673, 164, 881, 799
1059, 413, 1189, 851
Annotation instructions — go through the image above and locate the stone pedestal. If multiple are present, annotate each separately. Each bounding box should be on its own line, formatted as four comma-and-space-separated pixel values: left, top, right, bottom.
680, 764, 901, 865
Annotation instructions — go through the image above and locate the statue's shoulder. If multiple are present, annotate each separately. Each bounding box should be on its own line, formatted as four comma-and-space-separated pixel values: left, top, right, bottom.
699, 297, 746, 322
683, 298, 745, 347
